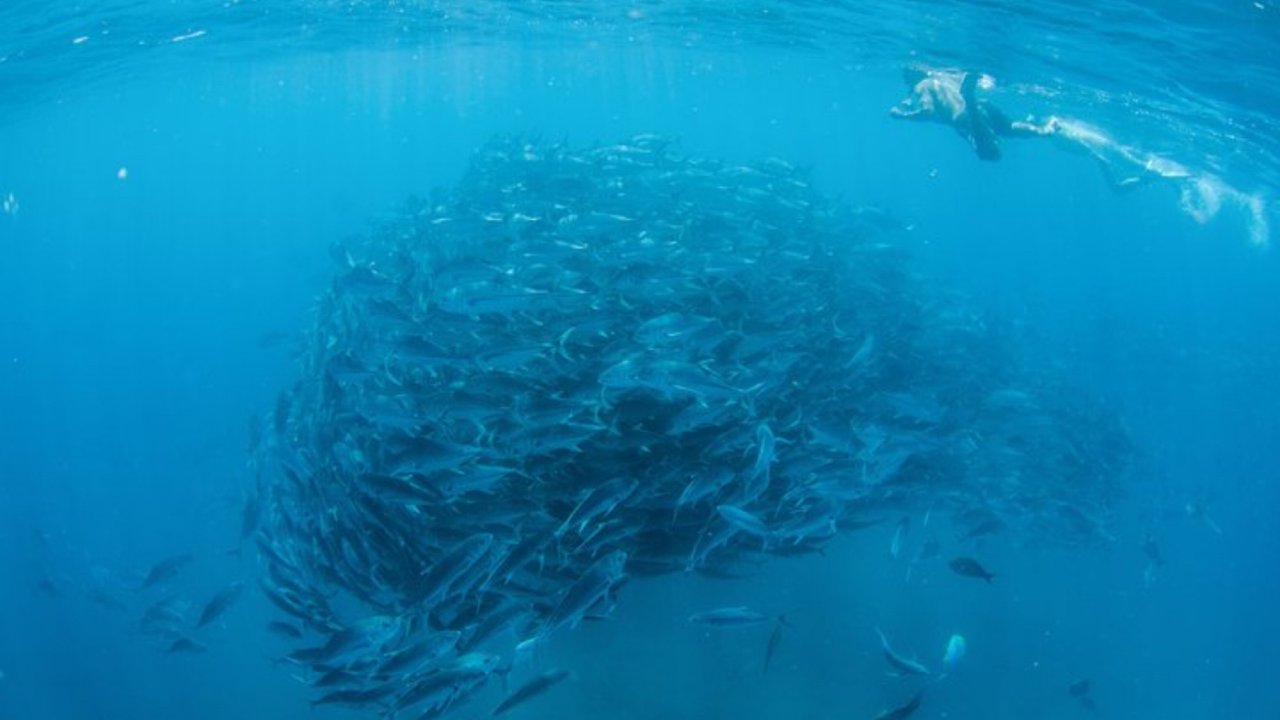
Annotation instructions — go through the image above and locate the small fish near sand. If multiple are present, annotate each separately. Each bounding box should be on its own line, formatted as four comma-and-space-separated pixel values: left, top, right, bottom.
948, 556, 996, 583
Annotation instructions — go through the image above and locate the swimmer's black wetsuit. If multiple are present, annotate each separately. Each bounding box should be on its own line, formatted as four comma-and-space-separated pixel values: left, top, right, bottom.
961, 72, 1017, 161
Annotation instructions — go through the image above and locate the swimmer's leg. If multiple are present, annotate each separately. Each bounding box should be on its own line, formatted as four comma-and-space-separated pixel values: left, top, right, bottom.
960, 72, 1002, 161
971, 129, 1003, 161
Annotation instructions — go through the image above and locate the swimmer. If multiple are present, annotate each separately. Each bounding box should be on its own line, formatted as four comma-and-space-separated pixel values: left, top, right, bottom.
889, 65, 1189, 186
889, 65, 1045, 161
891, 64, 1271, 245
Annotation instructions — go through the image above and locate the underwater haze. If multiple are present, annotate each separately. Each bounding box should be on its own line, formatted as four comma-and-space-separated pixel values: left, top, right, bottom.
2, 2, 1278, 719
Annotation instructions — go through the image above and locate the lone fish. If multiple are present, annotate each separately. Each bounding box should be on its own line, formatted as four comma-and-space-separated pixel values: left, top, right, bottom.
195, 581, 244, 628
688, 606, 771, 627
875, 628, 930, 677
492, 669, 572, 716
948, 557, 996, 583
941, 634, 966, 675
873, 689, 924, 720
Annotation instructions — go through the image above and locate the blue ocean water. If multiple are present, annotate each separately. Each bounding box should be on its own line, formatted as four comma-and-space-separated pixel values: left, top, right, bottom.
1, 2, 1278, 719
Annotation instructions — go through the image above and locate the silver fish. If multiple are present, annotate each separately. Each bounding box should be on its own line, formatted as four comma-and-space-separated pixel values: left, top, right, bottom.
688, 606, 771, 627
875, 628, 930, 677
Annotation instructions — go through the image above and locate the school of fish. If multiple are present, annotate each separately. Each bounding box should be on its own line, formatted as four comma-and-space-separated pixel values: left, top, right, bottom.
248, 135, 1133, 717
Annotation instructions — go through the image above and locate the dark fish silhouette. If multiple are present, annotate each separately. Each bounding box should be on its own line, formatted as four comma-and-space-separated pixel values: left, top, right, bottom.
139, 554, 194, 591
918, 537, 941, 561
1069, 678, 1098, 713
139, 597, 188, 637
1142, 533, 1164, 566
957, 518, 1004, 544
267, 621, 303, 639
949, 556, 996, 583
492, 669, 572, 716
906, 536, 943, 582
36, 575, 60, 598
873, 689, 924, 720
763, 615, 791, 673
312, 685, 397, 709
195, 581, 244, 628
167, 636, 207, 654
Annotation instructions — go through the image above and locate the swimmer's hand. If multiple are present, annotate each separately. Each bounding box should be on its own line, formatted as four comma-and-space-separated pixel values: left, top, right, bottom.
889, 103, 925, 120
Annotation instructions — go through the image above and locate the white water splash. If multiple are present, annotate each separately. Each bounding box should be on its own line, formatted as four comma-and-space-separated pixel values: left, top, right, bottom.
1179, 175, 1270, 248
1041, 116, 1270, 248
